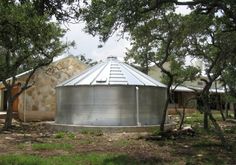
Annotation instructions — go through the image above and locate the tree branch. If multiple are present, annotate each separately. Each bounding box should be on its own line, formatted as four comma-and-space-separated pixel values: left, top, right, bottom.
12, 58, 53, 100
142, 0, 206, 13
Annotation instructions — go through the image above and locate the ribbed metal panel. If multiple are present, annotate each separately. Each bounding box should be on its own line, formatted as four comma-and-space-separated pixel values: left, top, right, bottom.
55, 86, 166, 126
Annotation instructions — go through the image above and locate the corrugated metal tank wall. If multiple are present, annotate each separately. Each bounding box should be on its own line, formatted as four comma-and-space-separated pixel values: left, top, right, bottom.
55, 85, 166, 126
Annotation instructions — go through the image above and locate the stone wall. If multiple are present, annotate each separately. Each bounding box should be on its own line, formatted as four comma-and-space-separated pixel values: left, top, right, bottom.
18, 56, 87, 121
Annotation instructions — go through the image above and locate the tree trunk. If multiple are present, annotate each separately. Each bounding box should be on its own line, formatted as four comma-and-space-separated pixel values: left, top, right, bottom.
225, 103, 228, 118
208, 112, 231, 150
219, 107, 226, 121
3, 97, 14, 130
172, 92, 182, 127
160, 95, 169, 132
160, 85, 171, 132
144, 54, 149, 74
200, 82, 230, 149
178, 97, 196, 130
204, 112, 209, 129
218, 95, 225, 121
178, 105, 186, 130
202, 88, 211, 130
234, 103, 236, 119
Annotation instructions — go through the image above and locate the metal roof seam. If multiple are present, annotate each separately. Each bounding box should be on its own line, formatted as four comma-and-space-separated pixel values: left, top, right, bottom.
73, 63, 104, 86
90, 62, 109, 85
123, 63, 156, 86
57, 63, 100, 87
119, 62, 145, 86
105, 62, 111, 85
123, 63, 166, 87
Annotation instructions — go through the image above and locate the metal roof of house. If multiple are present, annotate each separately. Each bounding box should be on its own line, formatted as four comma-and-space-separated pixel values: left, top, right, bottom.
58, 56, 166, 87
184, 85, 226, 93
171, 85, 194, 92
209, 88, 225, 93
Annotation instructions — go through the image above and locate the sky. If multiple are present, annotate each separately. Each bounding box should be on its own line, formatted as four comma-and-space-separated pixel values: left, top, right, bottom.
63, 22, 130, 61
61, 5, 191, 62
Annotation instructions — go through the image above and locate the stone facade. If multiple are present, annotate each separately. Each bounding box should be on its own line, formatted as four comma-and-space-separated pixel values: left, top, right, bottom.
17, 56, 87, 121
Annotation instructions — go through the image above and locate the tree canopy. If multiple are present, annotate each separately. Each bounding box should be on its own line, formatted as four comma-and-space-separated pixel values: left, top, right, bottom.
81, 0, 236, 42
80, 1, 236, 148
125, 7, 199, 131
0, 1, 71, 129
4, 0, 80, 22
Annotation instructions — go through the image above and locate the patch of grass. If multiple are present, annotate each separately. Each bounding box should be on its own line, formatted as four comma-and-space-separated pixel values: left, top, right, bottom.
80, 129, 103, 136
55, 132, 66, 139
32, 143, 73, 151
78, 139, 93, 145
184, 111, 227, 126
0, 153, 149, 165
54, 132, 76, 139
80, 129, 89, 135
184, 112, 227, 133
0, 154, 45, 165
152, 129, 160, 136
67, 132, 76, 139
211, 111, 225, 121
191, 125, 215, 136
185, 112, 203, 125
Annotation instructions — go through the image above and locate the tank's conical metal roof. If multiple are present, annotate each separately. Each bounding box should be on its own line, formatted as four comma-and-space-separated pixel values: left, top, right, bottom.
58, 56, 166, 87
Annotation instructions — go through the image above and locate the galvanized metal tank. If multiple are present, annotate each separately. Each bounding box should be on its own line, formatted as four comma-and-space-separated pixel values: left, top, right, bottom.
55, 57, 167, 126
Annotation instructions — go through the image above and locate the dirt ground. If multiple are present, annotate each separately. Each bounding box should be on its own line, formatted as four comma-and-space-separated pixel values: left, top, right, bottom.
0, 119, 235, 165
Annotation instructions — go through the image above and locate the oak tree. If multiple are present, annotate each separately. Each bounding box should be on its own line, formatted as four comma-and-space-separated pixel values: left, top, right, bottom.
125, 8, 199, 131
183, 13, 236, 149
0, 1, 71, 129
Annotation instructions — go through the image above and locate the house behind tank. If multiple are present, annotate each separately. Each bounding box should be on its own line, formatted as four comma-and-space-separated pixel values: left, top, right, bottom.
0, 55, 87, 121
